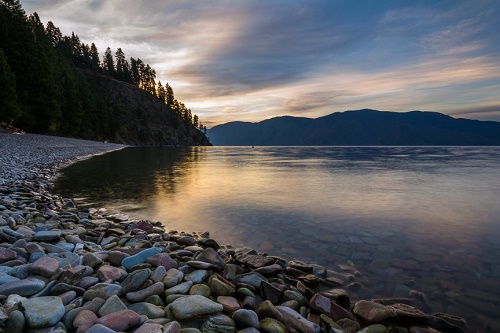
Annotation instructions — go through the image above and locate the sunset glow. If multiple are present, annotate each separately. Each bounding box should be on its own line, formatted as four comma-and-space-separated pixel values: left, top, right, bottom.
23, 0, 500, 126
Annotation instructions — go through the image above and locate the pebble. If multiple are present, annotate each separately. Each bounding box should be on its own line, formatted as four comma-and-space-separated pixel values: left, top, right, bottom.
121, 247, 163, 270
19, 296, 65, 328
169, 295, 224, 320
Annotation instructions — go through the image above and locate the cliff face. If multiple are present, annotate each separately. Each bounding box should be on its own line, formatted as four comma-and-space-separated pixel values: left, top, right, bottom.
80, 70, 210, 146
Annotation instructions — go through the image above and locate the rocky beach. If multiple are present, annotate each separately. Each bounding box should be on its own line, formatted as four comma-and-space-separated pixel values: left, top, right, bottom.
0, 132, 470, 333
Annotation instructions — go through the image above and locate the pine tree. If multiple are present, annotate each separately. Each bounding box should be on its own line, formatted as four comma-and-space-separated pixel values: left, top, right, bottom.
166, 83, 174, 106
157, 81, 166, 103
45, 21, 62, 47
0, 48, 18, 123
115, 48, 126, 80
103, 47, 115, 77
89, 43, 100, 71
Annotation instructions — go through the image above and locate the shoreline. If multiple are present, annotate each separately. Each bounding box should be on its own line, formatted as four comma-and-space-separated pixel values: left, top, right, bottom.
0, 132, 469, 333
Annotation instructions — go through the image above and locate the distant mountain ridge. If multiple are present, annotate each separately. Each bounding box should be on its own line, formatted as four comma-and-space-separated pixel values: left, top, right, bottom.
208, 109, 500, 146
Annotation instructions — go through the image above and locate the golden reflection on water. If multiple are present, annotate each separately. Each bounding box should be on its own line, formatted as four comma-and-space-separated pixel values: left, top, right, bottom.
55, 146, 500, 331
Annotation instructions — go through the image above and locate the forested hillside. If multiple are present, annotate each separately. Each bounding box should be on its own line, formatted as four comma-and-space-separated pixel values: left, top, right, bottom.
209, 109, 500, 146
0, 0, 209, 145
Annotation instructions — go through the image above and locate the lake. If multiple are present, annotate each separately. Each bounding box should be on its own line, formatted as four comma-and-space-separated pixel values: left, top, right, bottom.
54, 146, 500, 331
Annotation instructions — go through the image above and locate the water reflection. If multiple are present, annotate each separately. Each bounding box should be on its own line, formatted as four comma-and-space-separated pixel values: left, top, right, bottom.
55, 147, 206, 212
55, 146, 500, 331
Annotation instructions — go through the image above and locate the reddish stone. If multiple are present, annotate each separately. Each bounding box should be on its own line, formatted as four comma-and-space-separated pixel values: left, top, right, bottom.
0, 247, 17, 264
309, 293, 357, 322
146, 253, 178, 270
96, 309, 141, 331
29, 256, 59, 277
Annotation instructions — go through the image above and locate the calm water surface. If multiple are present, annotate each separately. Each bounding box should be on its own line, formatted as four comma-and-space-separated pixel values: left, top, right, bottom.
55, 147, 500, 331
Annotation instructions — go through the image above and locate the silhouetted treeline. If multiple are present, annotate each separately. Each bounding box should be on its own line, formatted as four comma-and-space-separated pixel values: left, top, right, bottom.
0, 0, 207, 142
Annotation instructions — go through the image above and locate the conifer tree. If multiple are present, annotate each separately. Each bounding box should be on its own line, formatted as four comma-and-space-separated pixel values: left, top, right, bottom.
89, 43, 100, 71
0, 48, 18, 123
103, 46, 115, 77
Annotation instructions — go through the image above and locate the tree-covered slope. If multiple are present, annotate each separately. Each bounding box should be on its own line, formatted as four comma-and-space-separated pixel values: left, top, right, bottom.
0, 0, 209, 145
208, 109, 500, 146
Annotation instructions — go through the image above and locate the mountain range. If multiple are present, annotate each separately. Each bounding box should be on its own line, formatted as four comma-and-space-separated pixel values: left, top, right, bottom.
208, 109, 500, 146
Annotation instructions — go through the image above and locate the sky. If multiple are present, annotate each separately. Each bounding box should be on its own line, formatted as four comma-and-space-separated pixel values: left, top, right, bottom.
22, 0, 500, 127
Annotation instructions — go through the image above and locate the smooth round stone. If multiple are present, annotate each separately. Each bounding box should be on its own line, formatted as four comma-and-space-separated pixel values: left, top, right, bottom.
108, 250, 130, 267
86, 323, 118, 333
202, 313, 235, 333
97, 265, 127, 282
163, 268, 184, 288
217, 296, 241, 314
189, 284, 211, 297
353, 300, 397, 324
77, 276, 99, 289
96, 309, 142, 332
194, 248, 226, 270
4, 310, 25, 333
83, 253, 104, 269
19, 296, 65, 328
58, 290, 78, 305
185, 269, 209, 284
276, 305, 320, 333
232, 309, 260, 329
33, 230, 61, 241
184, 246, 204, 252
98, 294, 128, 317
165, 281, 193, 296
119, 268, 151, 295
0, 247, 17, 263
83, 283, 122, 301
128, 302, 165, 319
0, 272, 19, 285
169, 295, 224, 321
0, 277, 45, 296
209, 276, 235, 297
29, 256, 59, 277
187, 261, 214, 270
146, 253, 178, 270
237, 288, 256, 299
260, 317, 287, 333
126, 281, 165, 302
282, 290, 308, 307
73, 309, 98, 332
150, 266, 167, 283
122, 247, 162, 270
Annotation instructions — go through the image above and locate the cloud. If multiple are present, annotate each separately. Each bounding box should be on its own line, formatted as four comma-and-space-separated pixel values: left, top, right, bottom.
20, 0, 500, 125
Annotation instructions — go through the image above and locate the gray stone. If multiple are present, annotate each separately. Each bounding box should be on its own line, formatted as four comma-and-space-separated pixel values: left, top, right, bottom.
169, 295, 224, 321
195, 248, 225, 271
126, 281, 164, 302
128, 302, 165, 319
119, 268, 151, 295
0, 277, 45, 296
353, 300, 397, 324
201, 313, 235, 333
277, 305, 320, 333
163, 268, 184, 288
121, 247, 162, 270
165, 281, 193, 296
4, 310, 25, 333
134, 322, 163, 333
185, 269, 209, 284
232, 309, 260, 329
83, 282, 122, 301
98, 294, 128, 317
33, 230, 61, 241
19, 296, 65, 328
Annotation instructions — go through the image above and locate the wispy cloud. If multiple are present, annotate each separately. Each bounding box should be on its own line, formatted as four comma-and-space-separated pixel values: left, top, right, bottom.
22, 0, 500, 125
